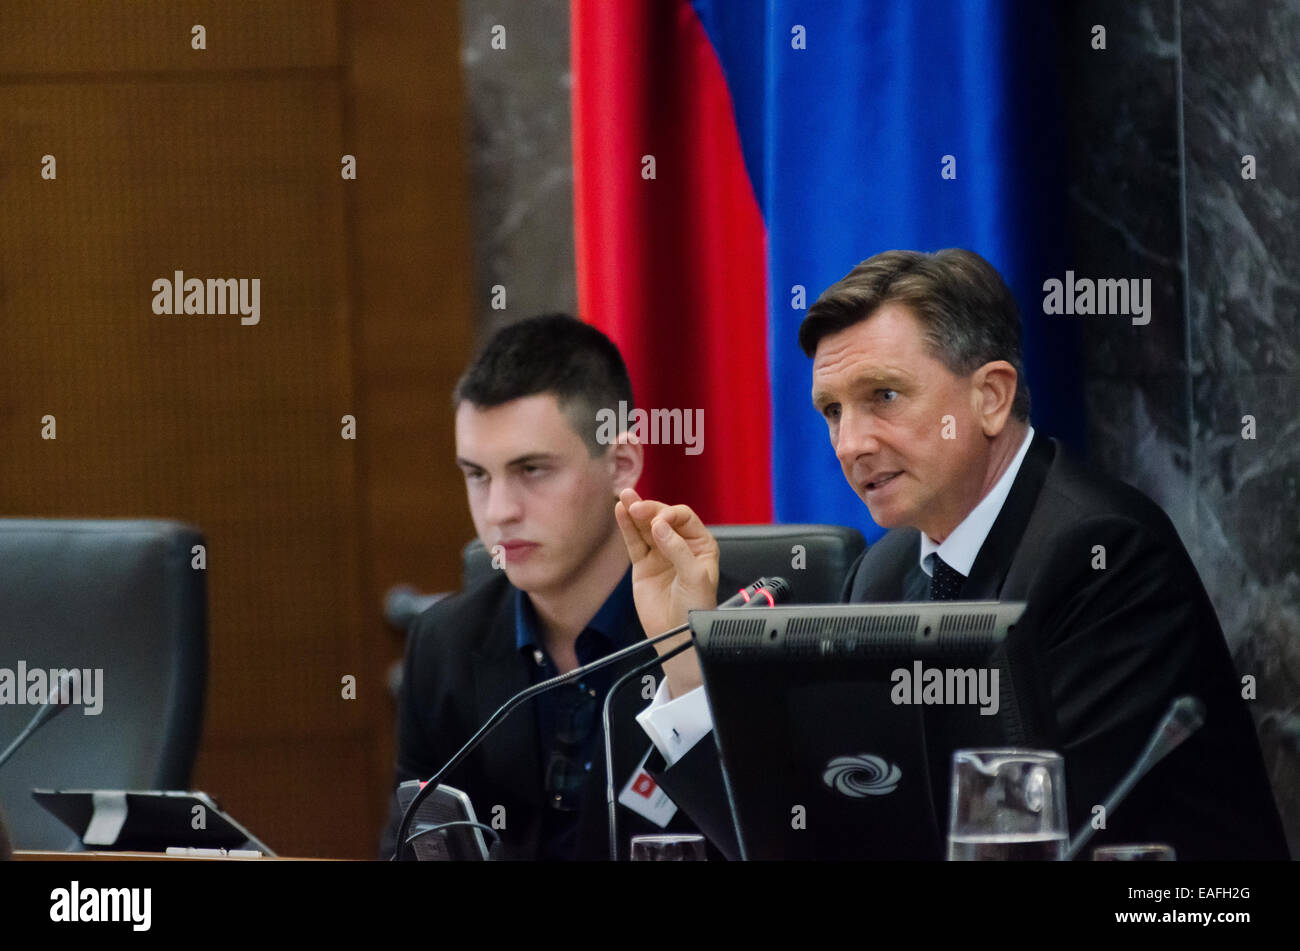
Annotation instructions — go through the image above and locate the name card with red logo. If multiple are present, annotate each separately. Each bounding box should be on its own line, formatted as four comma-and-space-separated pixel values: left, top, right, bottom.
618, 748, 678, 827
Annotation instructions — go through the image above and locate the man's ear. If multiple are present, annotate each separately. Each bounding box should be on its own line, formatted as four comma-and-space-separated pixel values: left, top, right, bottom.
609, 430, 644, 493
970, 361, 1018, 437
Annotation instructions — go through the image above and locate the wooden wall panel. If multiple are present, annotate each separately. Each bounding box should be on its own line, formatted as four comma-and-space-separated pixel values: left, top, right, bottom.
0, 1, 339, 73
0, 1, 474, 857
340, 0, 478, 853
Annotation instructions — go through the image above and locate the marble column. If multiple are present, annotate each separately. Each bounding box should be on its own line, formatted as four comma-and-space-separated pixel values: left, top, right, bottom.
458, 0, 577, 341
1182, 0, 1300, 855
1064, 0, 1299, 855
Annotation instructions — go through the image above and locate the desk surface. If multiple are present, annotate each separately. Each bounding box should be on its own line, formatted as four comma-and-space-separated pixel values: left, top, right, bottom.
14, 850, 343, 861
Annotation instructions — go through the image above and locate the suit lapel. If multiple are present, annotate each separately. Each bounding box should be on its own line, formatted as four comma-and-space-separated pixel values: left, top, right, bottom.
847, 527, 921, 602
960, 432, 1056, 600
470, 590, 543, 807
901, 560, 930, 601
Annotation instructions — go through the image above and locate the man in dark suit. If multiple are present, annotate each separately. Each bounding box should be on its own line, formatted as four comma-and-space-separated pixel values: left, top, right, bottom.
616, 249, 1289, 860
382, 314, 706, 860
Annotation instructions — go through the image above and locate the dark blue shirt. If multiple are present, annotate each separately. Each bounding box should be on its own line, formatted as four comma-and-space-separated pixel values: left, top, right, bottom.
514, 568, 639, 860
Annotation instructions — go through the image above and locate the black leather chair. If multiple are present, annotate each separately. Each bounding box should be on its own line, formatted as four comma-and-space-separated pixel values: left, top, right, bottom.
461, 524, 866, 603
0, 519, 207, 850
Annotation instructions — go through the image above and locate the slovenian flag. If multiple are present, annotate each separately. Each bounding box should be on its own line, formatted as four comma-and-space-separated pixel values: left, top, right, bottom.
572, 0, 1082, 539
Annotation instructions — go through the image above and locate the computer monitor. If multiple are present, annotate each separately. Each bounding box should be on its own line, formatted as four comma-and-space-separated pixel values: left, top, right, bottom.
690, 600, 1041, 860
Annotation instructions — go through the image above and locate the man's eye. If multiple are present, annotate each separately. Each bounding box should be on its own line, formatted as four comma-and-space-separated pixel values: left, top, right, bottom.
522, 465, 547, 476
822, 404, 841, 421
878, 389, 899, 402
464, 470, 487, 483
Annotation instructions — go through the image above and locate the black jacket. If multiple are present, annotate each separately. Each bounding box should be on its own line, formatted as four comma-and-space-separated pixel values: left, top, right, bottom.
649, 432, 1290, 860
381, 570, 711, 860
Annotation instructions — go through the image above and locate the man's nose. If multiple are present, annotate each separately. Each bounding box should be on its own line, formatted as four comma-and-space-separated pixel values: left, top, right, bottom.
483, 477, 524, 524
835, 406, 881, 468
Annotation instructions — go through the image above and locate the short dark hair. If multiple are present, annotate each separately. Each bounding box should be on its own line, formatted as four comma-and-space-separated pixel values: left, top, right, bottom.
453, 313, 634, 455
798, 249, 1030, 421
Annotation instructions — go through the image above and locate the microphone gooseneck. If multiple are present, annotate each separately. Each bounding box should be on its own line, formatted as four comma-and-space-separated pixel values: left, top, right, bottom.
0, 671, 82, 771
1062, 695, 1205, 861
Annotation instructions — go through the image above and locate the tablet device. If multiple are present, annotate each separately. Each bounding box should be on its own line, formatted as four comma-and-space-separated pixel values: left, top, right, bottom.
32, 789, 276, 855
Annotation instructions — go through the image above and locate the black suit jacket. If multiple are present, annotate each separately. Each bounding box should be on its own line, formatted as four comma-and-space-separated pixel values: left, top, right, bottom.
649, 432, 1290, 860
380, 571, 712, 860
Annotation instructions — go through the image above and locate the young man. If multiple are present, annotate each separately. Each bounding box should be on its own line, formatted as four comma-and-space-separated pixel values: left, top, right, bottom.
382, 313, 703, 860
618, 249, 1289, 860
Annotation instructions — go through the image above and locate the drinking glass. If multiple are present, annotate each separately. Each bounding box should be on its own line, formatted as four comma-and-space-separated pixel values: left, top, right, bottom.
630, 834, 707, 861
947, 748, 1067, 860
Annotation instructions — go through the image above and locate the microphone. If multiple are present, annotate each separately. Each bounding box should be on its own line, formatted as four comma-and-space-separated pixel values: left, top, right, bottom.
718, 577, 791, 609
1062, 695, 1206, 860
0, 671, 82, 771
604, 575, 791, 860
393, 575, 791, 859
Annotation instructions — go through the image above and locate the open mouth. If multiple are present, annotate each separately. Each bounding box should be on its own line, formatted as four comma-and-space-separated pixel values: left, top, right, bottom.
865, 472, 901, 491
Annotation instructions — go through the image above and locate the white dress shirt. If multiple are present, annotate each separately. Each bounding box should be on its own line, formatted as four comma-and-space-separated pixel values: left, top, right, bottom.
637, 425, 1036, 766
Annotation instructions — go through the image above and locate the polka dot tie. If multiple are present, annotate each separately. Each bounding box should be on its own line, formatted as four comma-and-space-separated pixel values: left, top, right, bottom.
928, 555, 964, 601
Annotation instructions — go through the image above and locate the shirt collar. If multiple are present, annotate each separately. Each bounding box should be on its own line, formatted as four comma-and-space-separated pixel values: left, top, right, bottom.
919, 426, 1035, 579
514, 566, 638, 657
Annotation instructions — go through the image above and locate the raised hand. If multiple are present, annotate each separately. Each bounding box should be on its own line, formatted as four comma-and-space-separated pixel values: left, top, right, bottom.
613, 487, 719, 697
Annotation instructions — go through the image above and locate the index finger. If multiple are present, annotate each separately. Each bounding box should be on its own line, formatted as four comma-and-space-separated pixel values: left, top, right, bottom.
614, 494, 651, 560
617, 488, 671, 557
